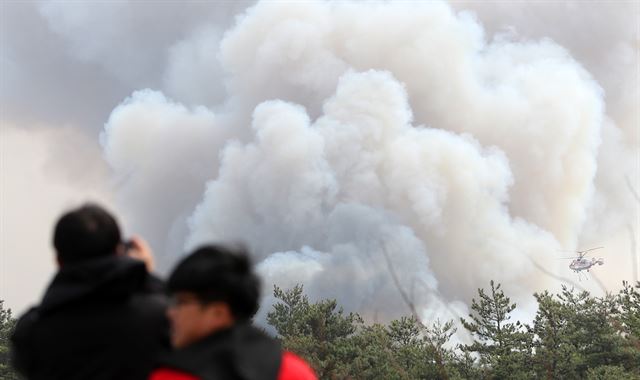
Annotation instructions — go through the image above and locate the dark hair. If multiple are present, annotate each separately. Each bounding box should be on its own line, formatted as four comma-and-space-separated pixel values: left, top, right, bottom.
53, 203, 122, 264
168, 244, 260, 320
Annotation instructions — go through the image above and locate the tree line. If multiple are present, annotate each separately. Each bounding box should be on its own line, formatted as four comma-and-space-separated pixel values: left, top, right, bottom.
1, 280, 639, 379
266, 281, 640, 379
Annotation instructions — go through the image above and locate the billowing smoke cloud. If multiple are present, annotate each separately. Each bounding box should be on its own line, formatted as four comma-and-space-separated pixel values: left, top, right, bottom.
2, 0, 637, 323
449, 0, 640, 263
0, 0, 253, 313
100, 0, 633, 323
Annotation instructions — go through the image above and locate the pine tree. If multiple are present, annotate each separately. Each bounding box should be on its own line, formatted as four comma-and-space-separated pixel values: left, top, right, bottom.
267, 284, 363, 378
531, 290, 578, 379
533, 286, 640, 379
264, 282, 640, 379
460, 280, 534, 379
0, 300, 20, 380
616, 281, 640, 342
422, 319, 459, 380
387, 316, 457, 379
558, 287, 625, 376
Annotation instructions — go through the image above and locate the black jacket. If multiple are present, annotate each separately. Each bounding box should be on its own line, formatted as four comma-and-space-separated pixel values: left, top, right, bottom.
156, 322, 282, 380
11, 255, 170, 380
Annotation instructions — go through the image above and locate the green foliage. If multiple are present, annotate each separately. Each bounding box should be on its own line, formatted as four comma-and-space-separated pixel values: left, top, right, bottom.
267, 284, 363, 378
268, 281, 640, 379
0, 300, 20, 380
531, 290, 577, 378
267, 282, 640, 380
586, 365, 640, 380
617, 281, 640, 342
460, 280, 534, 379
267, 285, 465, 379
528, 285, 640, 379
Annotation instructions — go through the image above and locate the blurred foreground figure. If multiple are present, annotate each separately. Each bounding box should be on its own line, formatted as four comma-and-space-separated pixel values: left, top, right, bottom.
11, 204, 170, 379
150, 245, 316, 380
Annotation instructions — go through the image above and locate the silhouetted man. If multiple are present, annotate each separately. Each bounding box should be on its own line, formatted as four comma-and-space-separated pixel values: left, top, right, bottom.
149, 244, 316, 380
11, 203, 170, 380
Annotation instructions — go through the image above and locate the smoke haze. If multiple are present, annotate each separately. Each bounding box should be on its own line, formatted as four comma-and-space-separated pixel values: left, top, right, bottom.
2, 1, 638, 325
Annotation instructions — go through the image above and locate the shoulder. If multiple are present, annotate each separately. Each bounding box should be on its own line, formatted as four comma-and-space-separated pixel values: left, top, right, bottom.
10, 307, 41, 374
130, 274, 169, 317
145, 273, 166, 293
278, 352, 317, 380
12, 307, 40, 343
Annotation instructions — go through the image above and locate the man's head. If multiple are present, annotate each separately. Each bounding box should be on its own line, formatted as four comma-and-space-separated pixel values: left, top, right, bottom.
166, 244, 260, 348
53, 203, 122, 265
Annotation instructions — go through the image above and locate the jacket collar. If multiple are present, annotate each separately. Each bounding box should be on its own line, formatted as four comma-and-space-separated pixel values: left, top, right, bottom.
163, 322, 282, 380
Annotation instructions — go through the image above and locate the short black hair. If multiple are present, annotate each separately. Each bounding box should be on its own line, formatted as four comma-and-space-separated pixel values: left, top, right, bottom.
53, 203, 122, 264
168, 244, 260, 320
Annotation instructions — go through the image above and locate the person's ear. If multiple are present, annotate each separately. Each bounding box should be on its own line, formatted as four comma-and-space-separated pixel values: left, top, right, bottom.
204, 302, 234, 325
204, 302, 224, 318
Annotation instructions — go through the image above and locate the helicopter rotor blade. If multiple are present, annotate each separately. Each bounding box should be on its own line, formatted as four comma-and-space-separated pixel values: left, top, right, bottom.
559, 247, 604, 254
580, 246, 604, 253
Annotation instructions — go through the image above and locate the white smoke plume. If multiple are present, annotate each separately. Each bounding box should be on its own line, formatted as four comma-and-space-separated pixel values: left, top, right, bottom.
0, 0, 251, 313
2, 1, 638, 323
449, 0, 640, 275
100, 0, 636, 323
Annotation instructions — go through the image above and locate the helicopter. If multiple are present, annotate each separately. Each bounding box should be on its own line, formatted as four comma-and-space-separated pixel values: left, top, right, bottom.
560, 246, 604, 274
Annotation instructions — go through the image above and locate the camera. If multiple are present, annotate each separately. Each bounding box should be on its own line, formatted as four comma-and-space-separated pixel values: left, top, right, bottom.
123, 240, 135, 253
